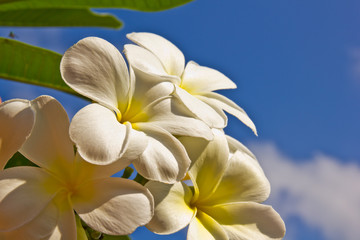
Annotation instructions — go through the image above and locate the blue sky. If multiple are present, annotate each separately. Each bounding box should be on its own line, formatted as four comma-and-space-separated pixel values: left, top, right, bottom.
1, 0, 360, 239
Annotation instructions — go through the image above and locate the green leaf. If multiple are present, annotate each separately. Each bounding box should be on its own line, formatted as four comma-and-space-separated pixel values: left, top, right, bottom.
102, 234, 131, 240
0, 37, 80, 95
0, 8, 122, 28
4, 152, 37, 169
76, 214, 89, 240
0, 0, 193, 12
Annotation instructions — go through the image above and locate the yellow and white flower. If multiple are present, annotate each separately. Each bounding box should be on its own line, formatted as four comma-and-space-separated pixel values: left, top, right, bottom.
60, 37, 213, 183
124, 32, 257, 134
0, 96, 154, 239
146, 133, 285, 239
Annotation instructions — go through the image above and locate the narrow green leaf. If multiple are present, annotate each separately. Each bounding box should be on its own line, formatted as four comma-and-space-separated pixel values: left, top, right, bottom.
0, 0, 193, 12
0, 8, 122, 28
4, 152, 37, 169
0, 38, 78, 95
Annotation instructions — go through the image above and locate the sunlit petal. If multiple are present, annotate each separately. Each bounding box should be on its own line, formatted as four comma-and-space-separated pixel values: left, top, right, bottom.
127, 32, 185, 77
202, 150, 270, 205
20, 96, 74, 173
181, 61, 236, 93
188, 132, 229, 203
61, 37, 130, 113
173, 86, 225, 128
134, 123, 190, 183
145, 181, 195, 235
145, 96, 213, 140
187, 211, 228, 240
203, 203, 286, 239
0, 167, 60, 231
226, 135, 257, 161
69, 103, 129, 165
0, 99, 34, 169
198, 92, 257, 135
72, 178, 153, 235
124, 44, 180, 84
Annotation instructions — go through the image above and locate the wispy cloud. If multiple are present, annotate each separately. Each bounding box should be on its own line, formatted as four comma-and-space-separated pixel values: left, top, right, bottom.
249, 142, 360, 240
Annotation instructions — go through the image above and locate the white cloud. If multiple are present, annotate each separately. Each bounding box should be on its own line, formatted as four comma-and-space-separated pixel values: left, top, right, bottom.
248, 142, 360, 240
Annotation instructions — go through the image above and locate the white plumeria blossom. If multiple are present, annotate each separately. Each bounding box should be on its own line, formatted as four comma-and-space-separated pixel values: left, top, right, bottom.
146, 132, 285, 239
124, 32, 257, 134
0, 96, 154, 239
60, 37, 213, 183
0, 98, 35, 169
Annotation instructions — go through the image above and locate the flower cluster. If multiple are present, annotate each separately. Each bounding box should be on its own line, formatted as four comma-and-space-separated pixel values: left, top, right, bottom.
0, 33, 285, 239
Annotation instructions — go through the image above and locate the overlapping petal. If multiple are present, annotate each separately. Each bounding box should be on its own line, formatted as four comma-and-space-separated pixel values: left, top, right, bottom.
187, 211, 228, 240
69, 103, 130, 165
61, 37, 130, 113
198, 92, 257, 135
145, 181, 194, 234
0, 99, 34, 169
201, 150, 270, 206
187, 132, 229, 202
203, 203, 286, 240
173, 85, 226, 128
144, 96, 213, 140
126, 32, 185, 77
0, 200, 58, 240
226, 135, 257, 161
20, 96, 75, 174
49, 193, 77, 240
134, 123, 190, 183
0, 167, 60, 231
124, 44, 180, 84
73, 177, 153, 235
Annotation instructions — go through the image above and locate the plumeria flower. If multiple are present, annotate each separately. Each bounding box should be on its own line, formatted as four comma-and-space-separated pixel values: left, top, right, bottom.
0, 97, 35, 169
124, 32, 257, 134
60, 37, 213, 184
0, 96, 154, 239
145, 132, 285, 239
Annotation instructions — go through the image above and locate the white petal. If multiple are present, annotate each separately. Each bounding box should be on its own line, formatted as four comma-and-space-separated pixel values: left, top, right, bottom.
198, 92, 257, 135
0, 99, 34, 169
48, 194, 78, 240
19, 96, 75, 174
134, 123, 191, 183
188, 133, 230, 203
203, 203, 286, 239
187, 211, 228, 240
72, 178, 153, 235
0, 200, 58, 240
127, 32, 185, 77
202, 150, 270, 205
124, 44, 180, 84
173, 86, 226, 128
123, 82, 174, 123
0, 167, 60, 231
69, 103, 130, 165
144, 96, 213, 140
61, 37, 130, 113
145, 181, 195, 234
72, 128, 147, 180
226, 135, 257, 160
181, 61, 236, 93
